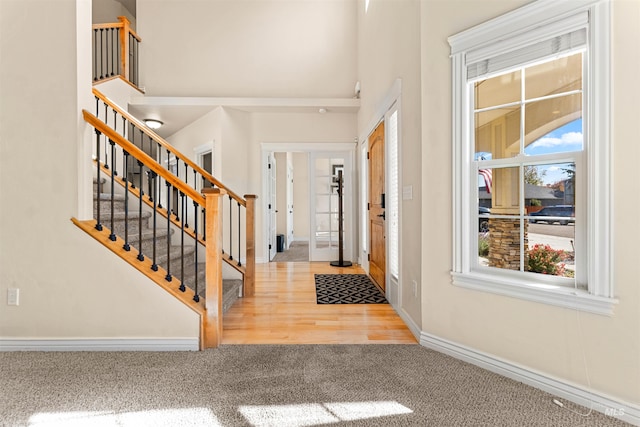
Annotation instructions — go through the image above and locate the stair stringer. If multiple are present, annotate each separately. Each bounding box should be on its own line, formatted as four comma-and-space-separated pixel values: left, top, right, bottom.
71, 218, 208, 346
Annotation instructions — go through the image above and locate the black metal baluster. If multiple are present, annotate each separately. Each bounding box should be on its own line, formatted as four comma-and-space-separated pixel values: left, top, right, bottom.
137, 160, 144, 261
111, 28, 116, 76
99, 28, 104, 79
157, 144, 163, 209
228, 195, 233, 261
95, 95, 99, 116
121, 117, 127, 182
108, 139, 117, 241
193, 200, 200, 303
151, 172, 158, 271
112, 110, 118, 176
129, 34, 132, 83
129, 125, 136, 189
131, 37, 135, 84
139, 129, 144, 155
103, 103, 109, 169
93, 29, 98, 81
202, 207, 206, 242
179, 192, 186, 292
165, 181, 172, 282
105, 27, 110, 77
122, 150, 130, 251
237, 201, 242, 267
135, 38, 139, 85
116, 28, 121, 76
95, 129, 103, 231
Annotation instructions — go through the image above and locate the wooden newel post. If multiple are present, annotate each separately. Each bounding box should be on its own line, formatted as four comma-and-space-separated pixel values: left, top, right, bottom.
244, 194, 257, 297
117, 16, 130, 81
202, 188, 225, 349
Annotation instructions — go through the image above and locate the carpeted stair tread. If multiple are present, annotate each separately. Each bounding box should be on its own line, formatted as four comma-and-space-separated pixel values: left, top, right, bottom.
155, 244, 196, 266
94, 193, 126, 201
92, 186, 243, 313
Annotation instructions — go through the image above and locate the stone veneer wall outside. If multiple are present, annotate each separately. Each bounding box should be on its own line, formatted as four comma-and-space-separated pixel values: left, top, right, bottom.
487, 218, 528, 270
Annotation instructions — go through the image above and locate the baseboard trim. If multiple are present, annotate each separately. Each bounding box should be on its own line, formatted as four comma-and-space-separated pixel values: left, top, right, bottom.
420, 332, 640, 426
396, 307, 421, 342
0, 338, 199, 352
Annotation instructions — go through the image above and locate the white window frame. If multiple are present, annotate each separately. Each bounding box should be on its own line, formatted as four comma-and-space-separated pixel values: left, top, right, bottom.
449, 0, 616, 315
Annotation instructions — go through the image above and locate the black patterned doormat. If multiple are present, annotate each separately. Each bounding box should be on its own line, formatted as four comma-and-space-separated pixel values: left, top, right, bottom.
314, 274, 388, 304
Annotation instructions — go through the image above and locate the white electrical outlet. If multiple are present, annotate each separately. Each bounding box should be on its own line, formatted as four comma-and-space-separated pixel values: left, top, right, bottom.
412, 280, 418, 297
7, 288, 19, 306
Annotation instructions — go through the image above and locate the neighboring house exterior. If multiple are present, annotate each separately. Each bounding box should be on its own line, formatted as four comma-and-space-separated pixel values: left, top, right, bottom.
479, 184, 562, 209
1, 0, 638, 422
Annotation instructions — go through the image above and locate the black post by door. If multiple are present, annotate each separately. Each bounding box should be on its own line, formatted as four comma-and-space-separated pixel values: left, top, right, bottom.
330, 170, 352, 267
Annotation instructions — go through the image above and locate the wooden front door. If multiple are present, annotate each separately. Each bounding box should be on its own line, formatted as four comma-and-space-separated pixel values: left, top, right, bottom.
368, 122, 385, 291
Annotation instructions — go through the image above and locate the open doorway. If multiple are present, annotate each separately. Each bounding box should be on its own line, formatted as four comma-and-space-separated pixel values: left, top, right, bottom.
262, 144, 356, 264
270, 152, 310, 262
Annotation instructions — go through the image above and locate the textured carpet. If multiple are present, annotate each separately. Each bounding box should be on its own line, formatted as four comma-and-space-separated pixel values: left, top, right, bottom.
272, 241, 309, 262
0, 345, 629, 427
315, 274, 388, 304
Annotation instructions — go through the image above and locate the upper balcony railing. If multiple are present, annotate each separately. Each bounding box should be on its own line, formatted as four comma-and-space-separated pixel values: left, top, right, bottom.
92, 16, 141, 90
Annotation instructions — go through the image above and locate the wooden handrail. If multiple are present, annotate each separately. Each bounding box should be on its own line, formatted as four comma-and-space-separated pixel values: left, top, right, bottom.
92, 88, 247, 206
92, 18, 141, 42
83, 110, 205, 206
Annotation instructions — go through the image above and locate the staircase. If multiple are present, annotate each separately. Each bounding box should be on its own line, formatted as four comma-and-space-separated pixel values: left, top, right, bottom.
79, 21, 256, 349
93, 183, 242, 313
72, 87, 256, 349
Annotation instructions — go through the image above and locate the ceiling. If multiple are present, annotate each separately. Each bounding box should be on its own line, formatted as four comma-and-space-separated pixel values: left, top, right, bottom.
127, 97, 361, 139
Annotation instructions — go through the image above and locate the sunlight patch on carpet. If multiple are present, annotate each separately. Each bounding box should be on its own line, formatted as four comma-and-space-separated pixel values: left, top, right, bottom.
239, 401, 412, 426
28, 408, 222, 427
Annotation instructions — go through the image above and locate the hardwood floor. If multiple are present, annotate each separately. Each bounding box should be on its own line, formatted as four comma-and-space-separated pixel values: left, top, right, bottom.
222, 262, 417, 344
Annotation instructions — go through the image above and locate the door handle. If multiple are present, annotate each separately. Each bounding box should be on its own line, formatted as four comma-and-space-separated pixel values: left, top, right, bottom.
377, 211, 386, 220
380, 193, 385, 209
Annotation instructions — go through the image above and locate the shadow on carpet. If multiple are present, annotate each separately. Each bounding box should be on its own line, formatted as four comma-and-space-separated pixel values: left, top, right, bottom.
315, 274, 388, 304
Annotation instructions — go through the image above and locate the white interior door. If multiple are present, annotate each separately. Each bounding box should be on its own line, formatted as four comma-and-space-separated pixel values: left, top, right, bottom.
268, 152, 277, 261
309, 151, 353, 262
286, 162, 294, 247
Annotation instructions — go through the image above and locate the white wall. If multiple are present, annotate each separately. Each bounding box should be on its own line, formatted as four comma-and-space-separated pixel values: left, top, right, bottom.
357, 0, 423, 329
0, 0, 198, 342
137, 0, 357, 98
420, 0, 640, 406
293, 152, 310, 241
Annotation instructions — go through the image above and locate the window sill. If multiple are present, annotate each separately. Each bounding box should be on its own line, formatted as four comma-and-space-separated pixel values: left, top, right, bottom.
451, 271, 617, 316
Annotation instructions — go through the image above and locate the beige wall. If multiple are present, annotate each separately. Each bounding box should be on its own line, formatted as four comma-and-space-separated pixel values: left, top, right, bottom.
166, 107, 223, 181
136, 0, 357, 98
420, 0, 640, 405
0, 0, 198, 340
167, 108, 356, 261
357, 0, 423, 329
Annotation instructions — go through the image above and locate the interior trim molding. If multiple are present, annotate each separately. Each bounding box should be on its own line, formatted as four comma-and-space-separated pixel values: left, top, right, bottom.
420, 331, 639, 426
0, 338, 199, 352
397, 308, 421, 341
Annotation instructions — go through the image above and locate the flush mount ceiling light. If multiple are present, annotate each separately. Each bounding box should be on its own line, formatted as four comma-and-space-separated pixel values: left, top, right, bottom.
319, 108, 328, 114
144, 119, 163, 129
